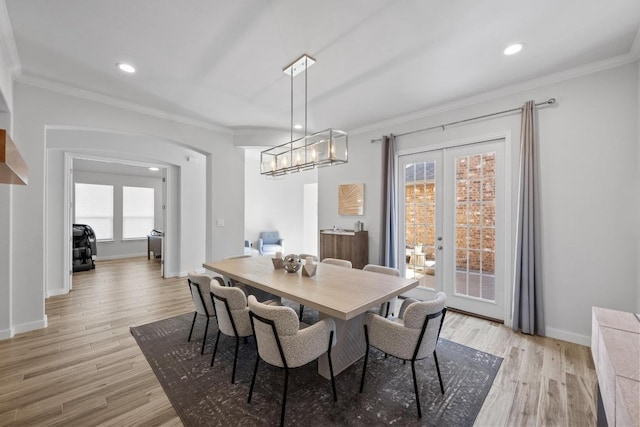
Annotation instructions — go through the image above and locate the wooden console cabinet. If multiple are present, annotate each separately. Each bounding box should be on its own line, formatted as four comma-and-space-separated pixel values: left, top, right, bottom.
320, 230, 368, 269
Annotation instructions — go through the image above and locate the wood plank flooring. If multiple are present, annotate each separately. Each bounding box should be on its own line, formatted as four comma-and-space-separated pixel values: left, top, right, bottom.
0, 257, 597, 426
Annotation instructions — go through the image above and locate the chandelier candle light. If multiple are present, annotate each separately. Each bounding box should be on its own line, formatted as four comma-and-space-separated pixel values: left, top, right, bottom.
260, 54, 348, 176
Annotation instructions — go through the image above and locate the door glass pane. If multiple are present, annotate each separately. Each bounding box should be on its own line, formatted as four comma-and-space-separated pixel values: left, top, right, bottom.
404, 161, 436, 288
454, 152, 496, 302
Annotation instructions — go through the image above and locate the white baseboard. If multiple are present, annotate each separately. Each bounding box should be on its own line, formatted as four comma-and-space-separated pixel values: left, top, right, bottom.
169, 270, 187, 278
0, 327, 14, 340
545, 326, 591, 347
13, 315, 48, 335
47, 288, 69, 298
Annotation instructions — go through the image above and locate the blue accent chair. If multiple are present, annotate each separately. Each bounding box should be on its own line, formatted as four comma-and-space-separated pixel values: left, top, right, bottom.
258, 231, 284, 255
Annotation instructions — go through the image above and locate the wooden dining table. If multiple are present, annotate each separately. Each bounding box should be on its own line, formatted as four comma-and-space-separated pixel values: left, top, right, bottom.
203, 256, 419, 379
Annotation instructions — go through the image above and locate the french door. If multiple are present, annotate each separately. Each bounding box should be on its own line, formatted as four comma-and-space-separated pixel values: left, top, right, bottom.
399, 138, 506, 320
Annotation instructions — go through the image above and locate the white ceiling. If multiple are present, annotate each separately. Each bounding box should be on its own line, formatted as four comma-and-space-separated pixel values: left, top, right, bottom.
3, 0, 640, 133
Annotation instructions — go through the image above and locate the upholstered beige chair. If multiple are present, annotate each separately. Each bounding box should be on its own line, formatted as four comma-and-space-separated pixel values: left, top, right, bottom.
187, 271, 216, 355
209, 277, 280, 384
247, 295, 337, 427
223, 255, 280, 303
362, 264, 401, 317
360, 292, 447, 418
321, 257, 352, 268
298, 253, 318, 262
297, 257, 352, 321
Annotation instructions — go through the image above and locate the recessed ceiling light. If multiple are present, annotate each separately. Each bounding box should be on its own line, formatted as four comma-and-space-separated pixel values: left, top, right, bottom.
293, 124, 302, 130
504, 43, 524, 56
148, 167, 159, 171
117, 62, 136, 73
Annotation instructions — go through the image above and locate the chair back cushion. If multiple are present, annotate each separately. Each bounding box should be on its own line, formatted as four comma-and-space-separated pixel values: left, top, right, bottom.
187, 271, 214, 316
259, 231, 280, 244
210, 277, 252, 337
298, 253, 318, 262
365, 292, 446, 360
248, 295, 301, 366
321, 258, 352, 268
363, 264, 400, 276
403, 292, 447, 358
363, 264, 401, 316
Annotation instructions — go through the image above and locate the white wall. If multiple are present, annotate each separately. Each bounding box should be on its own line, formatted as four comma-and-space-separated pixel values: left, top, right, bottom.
0, 35, 13, 119
319, 62, 640, 345
73, 169, 164, 260
244, 148, 318, 255
1, 81, 244, 338
0, 35, 13, 339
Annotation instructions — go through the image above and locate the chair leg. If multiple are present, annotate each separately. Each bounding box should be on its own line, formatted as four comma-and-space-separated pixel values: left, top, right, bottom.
433, 350, 445, 394
247, 352, 260, 403
327, 330, 337, 402
359, 325, 370, 393
299, 304, 305, 320
210, 330, 221, 367
231, 337, 240, 384
280, 368, 289, 427
187, 312, 197, 341
201, 317, 210, 355
411, 360, 422, 418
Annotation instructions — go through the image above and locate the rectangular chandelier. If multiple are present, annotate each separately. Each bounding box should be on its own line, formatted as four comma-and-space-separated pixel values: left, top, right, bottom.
261, 54, 348, 177
260, 128, 348, 176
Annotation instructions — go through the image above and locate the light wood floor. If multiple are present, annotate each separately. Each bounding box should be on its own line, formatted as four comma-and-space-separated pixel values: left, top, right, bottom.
0, 258, 597, 426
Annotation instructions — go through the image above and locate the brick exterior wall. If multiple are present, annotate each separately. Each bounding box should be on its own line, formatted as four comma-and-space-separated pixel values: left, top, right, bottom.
405, 152, 496, 273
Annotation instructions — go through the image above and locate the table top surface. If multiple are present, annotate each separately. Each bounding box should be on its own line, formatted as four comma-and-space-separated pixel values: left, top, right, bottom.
203, 256, 418, 321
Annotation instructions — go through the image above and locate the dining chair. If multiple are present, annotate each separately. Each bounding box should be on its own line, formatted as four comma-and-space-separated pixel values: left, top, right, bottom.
187, 271, 216, 355
293, 254, 319, 320
362, 264, 401, 317
359, 292, 447, 418
321, 257, 352, 268
298, 253, 318, 262
223, 255, 280, 303
297, 257, 352, 321
209, 277, 280, 383
247, 295, 337, 427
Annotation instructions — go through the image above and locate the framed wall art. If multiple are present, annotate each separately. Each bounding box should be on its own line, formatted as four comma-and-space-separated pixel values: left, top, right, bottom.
338, 183, 364, 215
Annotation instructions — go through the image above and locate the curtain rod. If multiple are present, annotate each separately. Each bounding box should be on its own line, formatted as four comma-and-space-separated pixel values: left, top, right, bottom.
370, 98, 556, 143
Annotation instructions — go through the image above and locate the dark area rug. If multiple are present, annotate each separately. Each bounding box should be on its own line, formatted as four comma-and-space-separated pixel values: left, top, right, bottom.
131, 312, 502, 426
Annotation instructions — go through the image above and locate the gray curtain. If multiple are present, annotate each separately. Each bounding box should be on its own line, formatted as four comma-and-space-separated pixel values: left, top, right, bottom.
512, 101, 544, 335
381, 135, 398, 268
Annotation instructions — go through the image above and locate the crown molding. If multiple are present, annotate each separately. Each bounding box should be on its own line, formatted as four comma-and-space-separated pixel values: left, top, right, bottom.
350, 51, 640, 137
0, 0, 21, 78
16, 74, 234, 134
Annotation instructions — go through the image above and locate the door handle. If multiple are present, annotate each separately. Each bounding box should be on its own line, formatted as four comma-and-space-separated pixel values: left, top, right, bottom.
437, 246, 443, 250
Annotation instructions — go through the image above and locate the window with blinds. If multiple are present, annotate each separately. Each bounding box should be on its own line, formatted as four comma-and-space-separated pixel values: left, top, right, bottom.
75, 183, 114, 240
122, 186, 155, 239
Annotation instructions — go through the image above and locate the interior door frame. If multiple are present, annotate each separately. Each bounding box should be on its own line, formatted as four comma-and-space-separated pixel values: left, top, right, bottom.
396, 131, 513, 326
